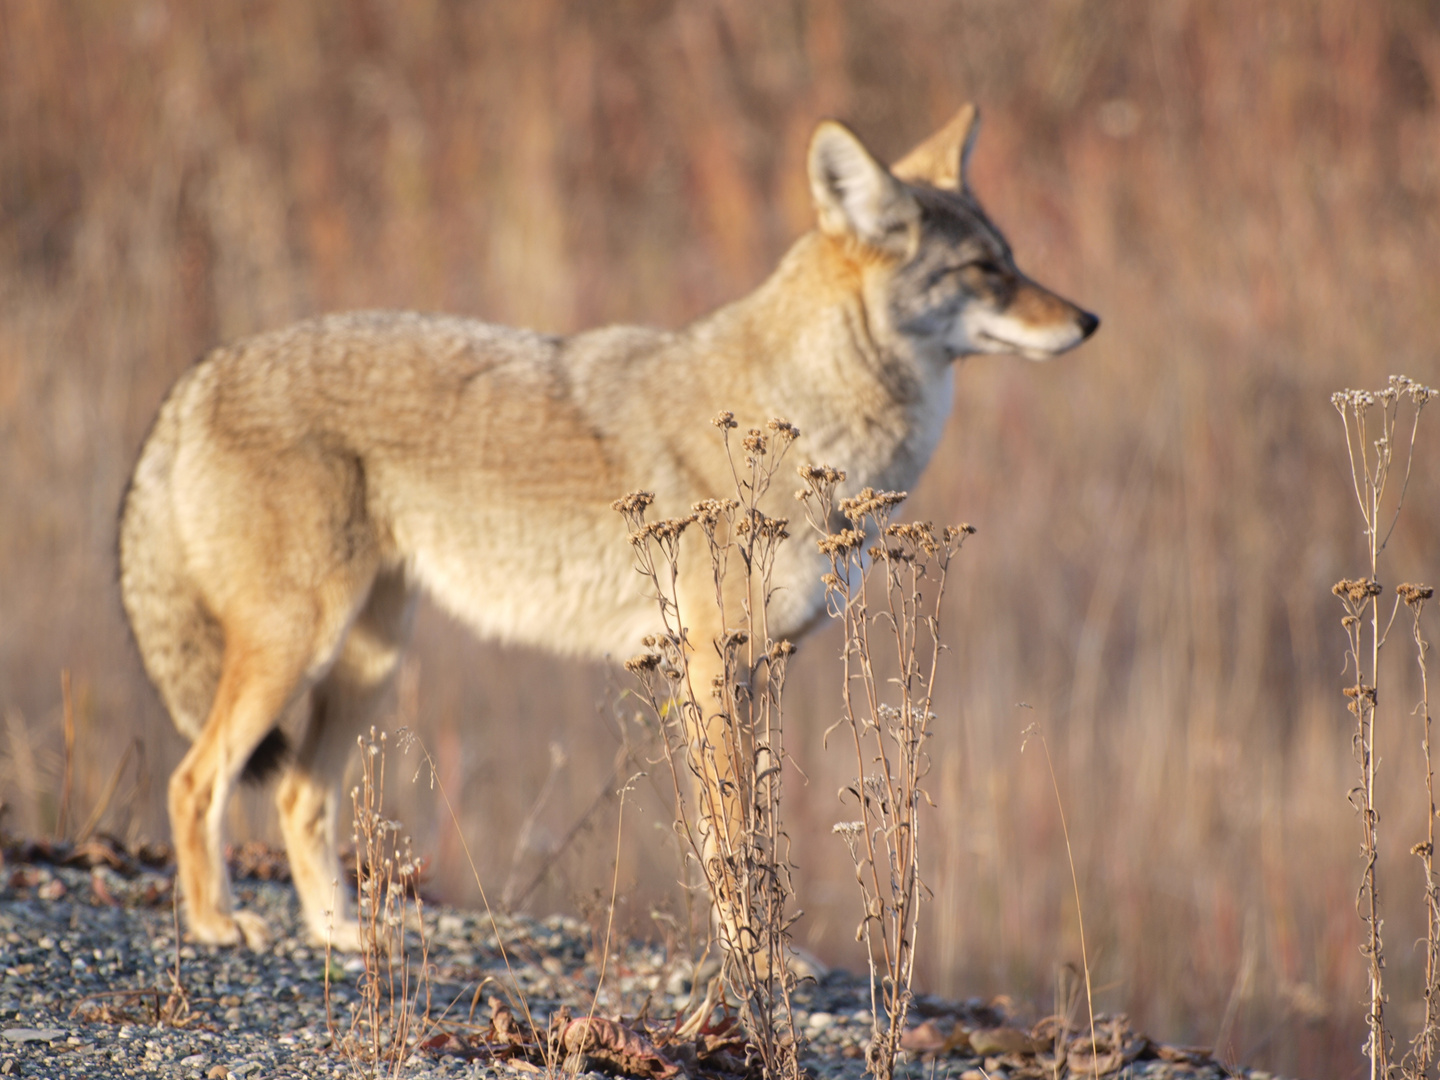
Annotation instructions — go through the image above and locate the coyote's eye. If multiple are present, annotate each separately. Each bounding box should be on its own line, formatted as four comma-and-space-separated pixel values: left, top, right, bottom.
968, 259, 1005, 278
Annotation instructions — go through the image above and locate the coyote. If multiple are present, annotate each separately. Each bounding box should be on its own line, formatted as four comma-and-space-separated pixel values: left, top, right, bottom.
119, 105, 1097, 950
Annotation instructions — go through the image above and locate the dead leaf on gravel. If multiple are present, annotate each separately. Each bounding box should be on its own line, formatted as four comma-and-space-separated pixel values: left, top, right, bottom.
90, 869, 121, 907
901, 1018, 973, 1057
1062, 1016, 1149, 1076
419, 1031, 482, 1058
68, 837, 135, 872
1156, 1043, 1212, 1065
7, 866, 46, 889
487, 997, 529, 1049
900, 1019, 949, 1054
563, 1016, 681, 1079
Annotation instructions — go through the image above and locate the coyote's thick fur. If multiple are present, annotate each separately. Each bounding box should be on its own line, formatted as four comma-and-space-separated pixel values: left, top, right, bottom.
120, 106, 1097, 949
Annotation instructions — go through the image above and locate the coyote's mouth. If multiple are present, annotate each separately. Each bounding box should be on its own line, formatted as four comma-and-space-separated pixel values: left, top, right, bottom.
974, 330, 1059, 361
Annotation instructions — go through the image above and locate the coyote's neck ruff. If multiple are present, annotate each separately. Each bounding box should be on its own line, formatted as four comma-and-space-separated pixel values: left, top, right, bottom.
119, 105, 1097, 950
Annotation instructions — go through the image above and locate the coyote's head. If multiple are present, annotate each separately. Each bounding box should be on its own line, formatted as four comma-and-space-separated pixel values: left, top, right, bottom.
808, 105, 1098, 362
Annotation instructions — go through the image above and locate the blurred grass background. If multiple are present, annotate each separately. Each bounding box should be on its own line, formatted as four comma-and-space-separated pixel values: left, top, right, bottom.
3, 2, 1440, 1074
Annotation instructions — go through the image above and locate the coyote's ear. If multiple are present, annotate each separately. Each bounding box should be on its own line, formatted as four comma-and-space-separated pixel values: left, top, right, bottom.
808, 120, 919, 253
891, 104, 980, 191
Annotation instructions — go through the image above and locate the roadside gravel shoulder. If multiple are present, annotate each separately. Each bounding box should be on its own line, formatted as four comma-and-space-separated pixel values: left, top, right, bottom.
2, 853, 1287, 1080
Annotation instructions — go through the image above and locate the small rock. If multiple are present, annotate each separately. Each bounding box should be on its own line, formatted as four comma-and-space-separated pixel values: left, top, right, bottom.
969, 1026, 1036, 1055
807, 1011, 835, 1031
208, 1067, 229, 1079
2, 1029, 66, 1044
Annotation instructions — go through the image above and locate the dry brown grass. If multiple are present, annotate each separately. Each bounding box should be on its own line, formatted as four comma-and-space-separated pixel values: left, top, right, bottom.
3, 4, 1440, 1076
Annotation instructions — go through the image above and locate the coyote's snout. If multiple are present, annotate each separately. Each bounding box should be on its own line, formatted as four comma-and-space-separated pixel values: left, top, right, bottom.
119, 104, 1097, 950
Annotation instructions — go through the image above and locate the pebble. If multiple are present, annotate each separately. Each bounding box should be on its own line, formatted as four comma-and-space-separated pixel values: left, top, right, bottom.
1, 1029, 66, 1044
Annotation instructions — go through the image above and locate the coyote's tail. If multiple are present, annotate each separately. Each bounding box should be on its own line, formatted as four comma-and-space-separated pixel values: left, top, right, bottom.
119, 375, 291, 784
119, 389, 226, 745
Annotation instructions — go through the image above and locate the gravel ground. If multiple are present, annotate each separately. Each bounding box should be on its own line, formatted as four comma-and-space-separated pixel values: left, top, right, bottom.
1, 846, 1290, 1080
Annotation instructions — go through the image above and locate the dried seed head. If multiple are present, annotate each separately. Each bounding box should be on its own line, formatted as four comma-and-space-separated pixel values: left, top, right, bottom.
832, 821, 864, 839
861, 776, 888, 799
756, 516, 790, 541
712, 410, 738, 430
767, 418, 800, 441
1333, 389, 1378, 413
743, 428, 767, 455
691, 497, 739, 527
1398, 583, 1435, 606
817, 528, 866, 556
611, 490, 655, 517
839, 487, 908, 523
886, 520, 941, 555
632, 515, 696, 546
798, 463, 846, 485
625, 652, 662, 674
1333, 578, 1383, 604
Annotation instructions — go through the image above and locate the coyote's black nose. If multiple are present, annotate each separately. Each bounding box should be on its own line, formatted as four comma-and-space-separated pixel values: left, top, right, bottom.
1077, 310, 1100, 339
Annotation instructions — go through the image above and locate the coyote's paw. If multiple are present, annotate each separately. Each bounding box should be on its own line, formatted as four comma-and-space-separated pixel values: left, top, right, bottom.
231, 910, 274, 951
315, 918, 364, 954
187, 908, 273, 951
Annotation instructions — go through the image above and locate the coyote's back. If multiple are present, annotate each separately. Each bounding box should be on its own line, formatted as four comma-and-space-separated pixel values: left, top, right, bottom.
120, 104, 1098, 950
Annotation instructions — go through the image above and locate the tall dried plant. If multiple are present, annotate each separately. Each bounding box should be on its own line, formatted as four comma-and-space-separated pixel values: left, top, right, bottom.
797, 468, 972, 1080
617, 414, 803, 1080
326, 727, 435, 1079
1331, 376, 1433, 1080
1400, 582, 1437, 1078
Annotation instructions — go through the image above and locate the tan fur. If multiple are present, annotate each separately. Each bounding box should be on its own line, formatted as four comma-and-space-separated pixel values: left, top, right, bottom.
119, 106, 1098, 949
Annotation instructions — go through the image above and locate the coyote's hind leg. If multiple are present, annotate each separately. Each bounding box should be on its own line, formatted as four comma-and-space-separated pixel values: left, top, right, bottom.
278, 568, 417, 952
169, 630, 317, 949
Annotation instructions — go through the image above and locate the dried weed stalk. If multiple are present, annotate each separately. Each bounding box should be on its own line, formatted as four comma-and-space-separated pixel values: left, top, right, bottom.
797, 467, 973, 1080
1402, 583, 1437, 1078
326, 727, 435, 1079
617, 414, 803, 1080
1331, 375, 1433, 1080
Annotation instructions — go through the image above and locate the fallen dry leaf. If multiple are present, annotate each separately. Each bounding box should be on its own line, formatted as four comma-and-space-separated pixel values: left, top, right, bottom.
563, 1016, 681, 1079
90, 869, 121, 907
900, 1019, 949, 1054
